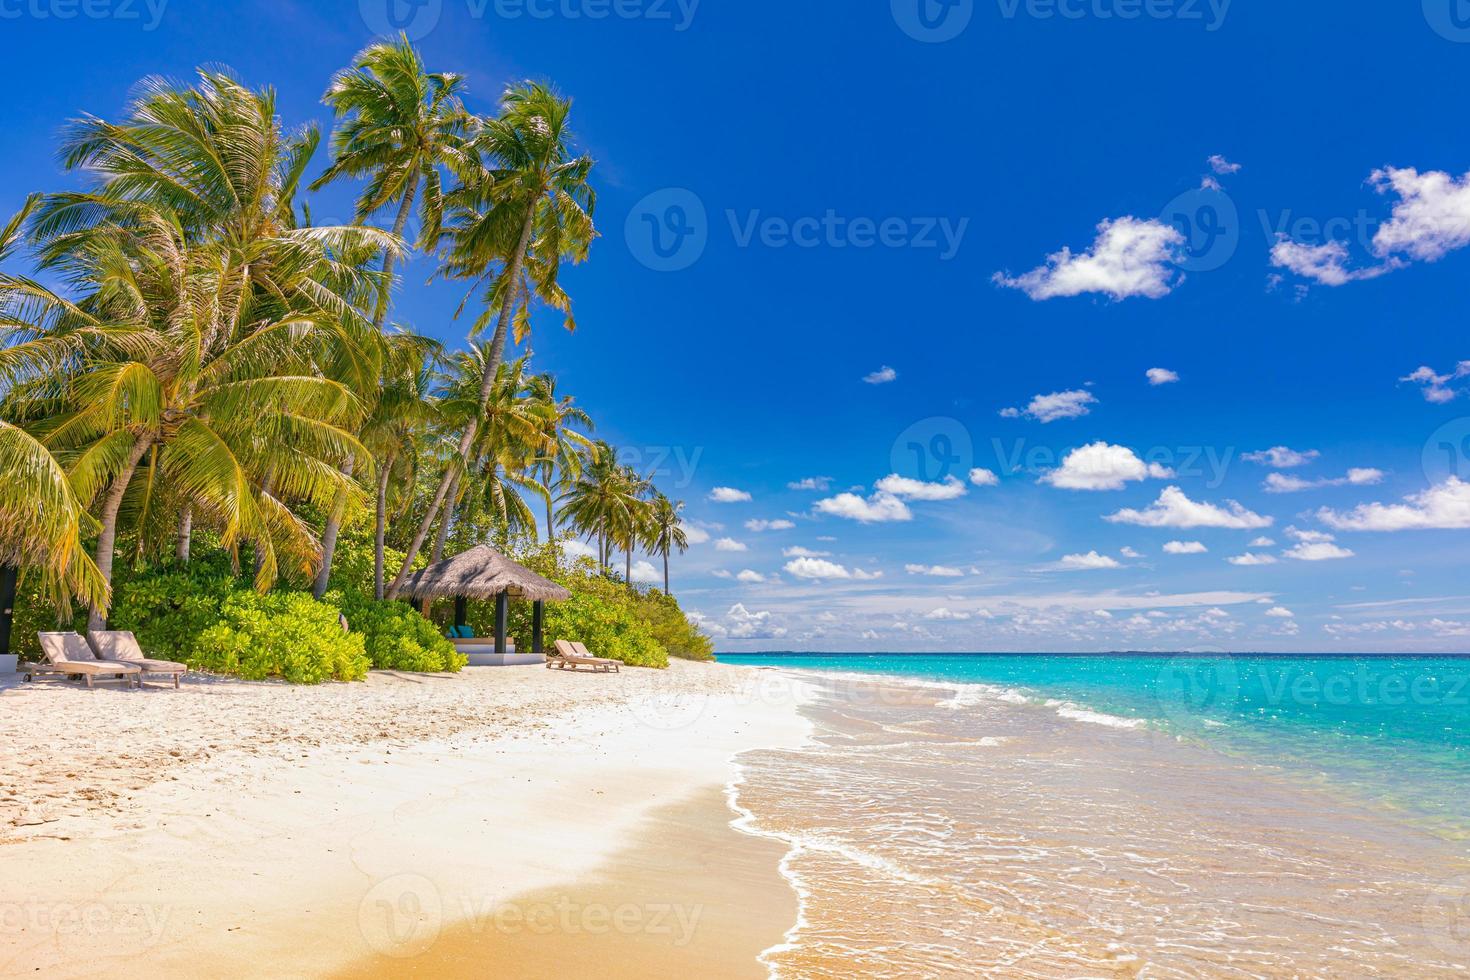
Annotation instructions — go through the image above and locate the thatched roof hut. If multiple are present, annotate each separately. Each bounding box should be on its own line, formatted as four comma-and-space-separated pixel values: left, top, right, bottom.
400, 544, 571, 603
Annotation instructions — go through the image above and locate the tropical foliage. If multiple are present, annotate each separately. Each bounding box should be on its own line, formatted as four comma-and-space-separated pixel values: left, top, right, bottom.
0, 37, 707, 682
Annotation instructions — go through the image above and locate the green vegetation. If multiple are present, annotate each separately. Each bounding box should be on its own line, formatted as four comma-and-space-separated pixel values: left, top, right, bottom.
0, 36, 710, 682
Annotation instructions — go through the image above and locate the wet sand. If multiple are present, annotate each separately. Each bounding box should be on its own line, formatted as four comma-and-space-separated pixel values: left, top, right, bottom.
336, 785, 795, 979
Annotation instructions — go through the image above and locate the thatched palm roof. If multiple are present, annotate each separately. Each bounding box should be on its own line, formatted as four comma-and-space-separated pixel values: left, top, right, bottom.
400, 544, 571, 603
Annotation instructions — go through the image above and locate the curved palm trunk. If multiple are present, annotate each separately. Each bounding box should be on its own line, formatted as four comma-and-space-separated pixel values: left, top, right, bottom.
313, 456, 355, 599
253, 469, 276, 581
430, 469, 462, 564
317, 175, 421, 602
663, 549, 670, 594
625, 545, 632, 586
387, 205, 537, 599
88, 433, 155, 631
373, 455, 394, 600
176, 504, 193, 563
376, 173, 420, 331
417, 469, 462, 615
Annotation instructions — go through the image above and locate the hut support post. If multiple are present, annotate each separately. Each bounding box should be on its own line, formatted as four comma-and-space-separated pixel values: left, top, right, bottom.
494, 591, 508, 654
453, 596, 468, 631
532, 600, 544, 654
0, 564, 16, 659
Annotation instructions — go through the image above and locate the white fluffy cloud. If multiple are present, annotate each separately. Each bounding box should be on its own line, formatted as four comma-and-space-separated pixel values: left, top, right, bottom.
1265, 606, 1295, 618
814, 491, 912, 524
1370, 167, 1470, 262
708, 487, 752, 503
1243, 446, 1319, 468
744, 518, 795, 532
1402, 362, 1470, 403
1163, 540, 1208, 554
1318, 477, 1470, 531
630, 560, 661, 585
1056, 551, 1123, 570
736, 569, 766, 583
905, 564, 966, 577
1227, 552, 1278, 566
1271, 167, 1470, 286
715, 537, 748, 552
1264, 468, 1384, 493
683, 525, 712, 545
863, 365, 898, 384
783, 557, 881, 581
1209, 154, 1242, 175
787, 476, 832, 491
725, 603, 787, 639
924, 608, 972, 621
1001, 389, 1098, 423
1105, 486, 1272, 529
560, 538, 598, 561
1268, 239, 1388, 286
968, 468, 999, 487
874, 474, 968, 501
1280, 527, 1354, 562
993, 216, 1185, 300
782, 546, 830, 558
1250, 536, 1276, 547
1041, 442, 1174, 491
1146, 367, 1180, 386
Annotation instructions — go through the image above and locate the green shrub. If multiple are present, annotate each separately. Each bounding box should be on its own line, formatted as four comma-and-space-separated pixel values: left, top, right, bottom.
330, 588, 466, 673
194, 590, 370, 684
322, 534, 465, 673
542, 591, 669, 669
107, 554, 237, 662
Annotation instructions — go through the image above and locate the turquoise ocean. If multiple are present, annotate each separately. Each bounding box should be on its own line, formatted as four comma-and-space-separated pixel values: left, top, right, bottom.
720, 653, 1470, 976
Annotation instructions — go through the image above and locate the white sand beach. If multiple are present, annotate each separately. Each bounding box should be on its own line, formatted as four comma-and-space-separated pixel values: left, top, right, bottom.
0, 662, 809, 978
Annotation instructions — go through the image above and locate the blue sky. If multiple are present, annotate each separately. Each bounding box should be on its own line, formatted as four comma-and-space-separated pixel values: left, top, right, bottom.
6, 1, 1470, 651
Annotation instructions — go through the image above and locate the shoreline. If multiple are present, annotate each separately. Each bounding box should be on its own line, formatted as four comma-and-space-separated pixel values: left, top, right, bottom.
0, 662, 810, 978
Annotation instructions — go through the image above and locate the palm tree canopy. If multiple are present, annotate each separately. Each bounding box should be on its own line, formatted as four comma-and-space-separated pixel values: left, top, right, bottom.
312, 33, 471, 249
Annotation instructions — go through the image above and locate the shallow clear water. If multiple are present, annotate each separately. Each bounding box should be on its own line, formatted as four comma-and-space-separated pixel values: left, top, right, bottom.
720, 655, 1470, 977
723, 653, 1470, 837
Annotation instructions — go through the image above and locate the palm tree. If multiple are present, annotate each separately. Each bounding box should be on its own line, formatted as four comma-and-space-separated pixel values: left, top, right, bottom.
309, 36, 468, 596
348, 330, 441, 599
648, 494, 688, 595
0, 421, 108, 613
15, 205, 369, 629
613, 465, 653, 586
429, 348, 548, 561
38, 68, 391, 580
387, 81, 596, 599
313, 33, 469, 330
525, 371, 593, 542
